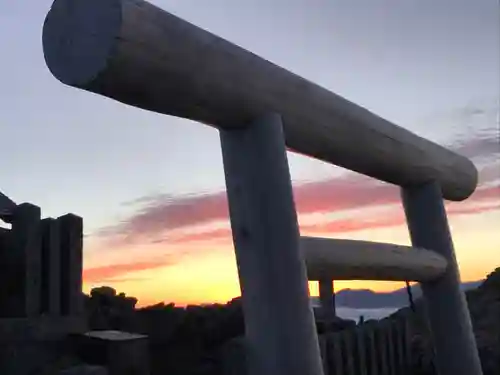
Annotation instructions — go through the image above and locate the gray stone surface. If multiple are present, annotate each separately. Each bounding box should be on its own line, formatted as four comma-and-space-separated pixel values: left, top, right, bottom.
58, 214, 83, 316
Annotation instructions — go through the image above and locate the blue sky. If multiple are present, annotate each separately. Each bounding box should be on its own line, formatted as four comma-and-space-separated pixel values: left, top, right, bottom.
0, 0, 498, 304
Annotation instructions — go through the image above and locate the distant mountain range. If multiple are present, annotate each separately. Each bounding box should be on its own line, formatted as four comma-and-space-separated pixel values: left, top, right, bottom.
311, 280, 483, 309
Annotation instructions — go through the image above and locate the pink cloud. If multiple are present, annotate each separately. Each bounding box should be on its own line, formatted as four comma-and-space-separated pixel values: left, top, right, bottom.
83, 259, 172, 283
93, 134, 499, 247
82, 187, 499, 284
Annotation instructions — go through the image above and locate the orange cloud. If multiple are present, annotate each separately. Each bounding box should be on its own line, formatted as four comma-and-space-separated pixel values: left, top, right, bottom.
80, 185, 499, 288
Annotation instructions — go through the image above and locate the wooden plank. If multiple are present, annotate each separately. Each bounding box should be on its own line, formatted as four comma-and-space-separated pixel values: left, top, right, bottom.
329, 333, 344, 375
318, 335, 329, 375
386, 321, 396, 375
341, 330, 355, 375
42, 0, 477, 201
394, 318, 407, 374
374, 323, 389, 375
401, 318, 412, 371
364, 323, 379, 375
354, 326, 368, 375
301, 237, 447, 282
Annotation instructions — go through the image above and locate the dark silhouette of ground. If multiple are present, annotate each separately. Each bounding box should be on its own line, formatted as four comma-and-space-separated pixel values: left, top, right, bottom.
83, 270, 498, 375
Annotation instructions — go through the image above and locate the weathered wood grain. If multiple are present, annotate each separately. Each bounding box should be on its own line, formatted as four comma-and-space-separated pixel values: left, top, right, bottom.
301, 237, 448, 282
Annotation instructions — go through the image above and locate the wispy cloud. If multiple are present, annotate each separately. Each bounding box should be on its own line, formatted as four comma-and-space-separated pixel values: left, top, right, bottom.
83, 259, 172, 283
95, 173, 398, 246
97, 192, 230, 243
92, 118, 499, 255
453, 136, 499, 160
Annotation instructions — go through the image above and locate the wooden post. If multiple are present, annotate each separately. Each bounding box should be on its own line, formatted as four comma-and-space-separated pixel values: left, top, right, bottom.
58, 214, 84, 316
402, 182, 483, 375
220, 113, 324, 375
41, 218, 61, 315
319, 279, 336, 323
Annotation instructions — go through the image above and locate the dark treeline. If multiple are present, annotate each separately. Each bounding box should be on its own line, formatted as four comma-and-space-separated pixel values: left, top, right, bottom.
84, 267, 500, 375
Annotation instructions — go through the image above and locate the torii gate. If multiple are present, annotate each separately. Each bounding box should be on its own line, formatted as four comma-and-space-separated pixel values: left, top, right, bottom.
42, 1, 483, 374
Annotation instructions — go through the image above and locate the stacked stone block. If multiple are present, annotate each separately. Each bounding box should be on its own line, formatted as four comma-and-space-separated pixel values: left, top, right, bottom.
0, 204, 83, 318
0, 203, 85, 374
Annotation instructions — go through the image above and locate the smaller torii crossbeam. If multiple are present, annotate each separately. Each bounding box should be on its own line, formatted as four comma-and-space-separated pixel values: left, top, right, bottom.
42, 1, 483, 375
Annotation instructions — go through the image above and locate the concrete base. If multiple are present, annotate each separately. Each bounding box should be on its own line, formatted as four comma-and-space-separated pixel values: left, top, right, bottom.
72, 331, 150, 375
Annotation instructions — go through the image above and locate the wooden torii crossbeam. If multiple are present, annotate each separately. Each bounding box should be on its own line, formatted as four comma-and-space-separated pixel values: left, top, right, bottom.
41, 1, 483, 375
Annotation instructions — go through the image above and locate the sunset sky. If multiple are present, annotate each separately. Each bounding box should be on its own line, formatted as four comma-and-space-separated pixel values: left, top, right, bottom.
1, 0, 498, 307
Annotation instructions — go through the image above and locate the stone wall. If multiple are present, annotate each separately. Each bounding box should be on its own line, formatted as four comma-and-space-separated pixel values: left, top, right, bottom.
0, 203, 86, 374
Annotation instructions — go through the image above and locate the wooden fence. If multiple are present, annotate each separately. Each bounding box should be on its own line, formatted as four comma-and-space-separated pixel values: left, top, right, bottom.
319, 317, 412, 375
